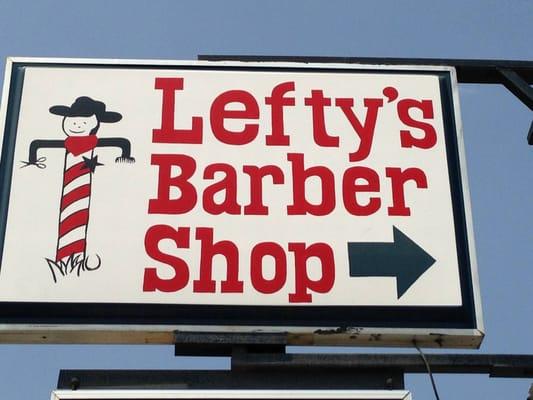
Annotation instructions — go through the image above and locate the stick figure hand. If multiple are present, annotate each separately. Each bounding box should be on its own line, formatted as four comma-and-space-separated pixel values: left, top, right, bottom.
20, 157, 47, 169
115, 156, 135, 164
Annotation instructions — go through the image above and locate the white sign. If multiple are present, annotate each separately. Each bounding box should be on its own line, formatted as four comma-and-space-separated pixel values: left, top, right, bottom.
50, 390, 412, 400
0, 58, 483, 347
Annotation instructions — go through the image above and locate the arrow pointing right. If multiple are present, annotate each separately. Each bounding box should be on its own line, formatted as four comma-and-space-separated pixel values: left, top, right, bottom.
347, 226, 436, 299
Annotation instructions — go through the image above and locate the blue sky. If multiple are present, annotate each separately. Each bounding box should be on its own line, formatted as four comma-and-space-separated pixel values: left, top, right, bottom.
0, 1, 531, 399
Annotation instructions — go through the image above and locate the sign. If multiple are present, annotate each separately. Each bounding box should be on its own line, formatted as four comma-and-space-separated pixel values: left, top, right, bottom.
0, 58, 483, 347
50, 390, 412, 400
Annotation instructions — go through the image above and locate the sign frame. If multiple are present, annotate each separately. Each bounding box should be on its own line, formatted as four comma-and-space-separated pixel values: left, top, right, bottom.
0, 57, 483, 347
50, 390, 412, 400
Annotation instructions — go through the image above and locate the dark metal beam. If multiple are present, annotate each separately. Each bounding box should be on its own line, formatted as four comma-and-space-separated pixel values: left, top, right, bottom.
57, 353, 533, 392
231, 353, 533, 378
198, 55, 533, 84
57, 369, 404, 391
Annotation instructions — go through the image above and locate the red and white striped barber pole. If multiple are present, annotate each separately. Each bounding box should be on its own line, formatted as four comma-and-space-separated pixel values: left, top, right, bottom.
56, 149, 93, 262
21, 97, 133, 281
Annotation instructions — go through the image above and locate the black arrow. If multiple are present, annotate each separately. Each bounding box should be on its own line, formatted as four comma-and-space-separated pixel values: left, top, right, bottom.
347, 226, 436, 299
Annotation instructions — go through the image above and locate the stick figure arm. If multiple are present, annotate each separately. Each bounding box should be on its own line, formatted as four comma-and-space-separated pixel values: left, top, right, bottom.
21, 139, 65, 168
97, 137, 135, 163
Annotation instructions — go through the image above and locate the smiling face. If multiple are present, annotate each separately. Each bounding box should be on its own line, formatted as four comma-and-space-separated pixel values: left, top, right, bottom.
62, 115, 98, 136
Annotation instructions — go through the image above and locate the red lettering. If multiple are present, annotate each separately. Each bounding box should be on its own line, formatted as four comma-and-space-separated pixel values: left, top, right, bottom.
343, 166, 381, 216
250, 242, 287, 294
210, 90, 259, 145
193, 227, 244, 293
265, 82, 295, 146
288, 242, 335, 303
203, 164, 241, 215
243, 165, 284, 215
398, 99, 437, 149
304, 90, 339, 147
152, 77, 203, 144
148, 154, 197, 214
143, 225, 190, 292
286, 153, 335, 216
335, 97, 383, 161
386, 167, 428, 216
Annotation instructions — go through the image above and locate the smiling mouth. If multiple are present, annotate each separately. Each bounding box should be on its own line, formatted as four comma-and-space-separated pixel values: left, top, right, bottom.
69, 130, 85, 134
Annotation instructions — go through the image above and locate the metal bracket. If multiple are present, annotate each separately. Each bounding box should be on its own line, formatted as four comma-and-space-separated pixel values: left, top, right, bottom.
57, 369, 404, 391
198, 55, 533, 145
497, 68, 533, 146
172, 331, 533, 379
174, 331, 288, 357
498, 68, 533, 112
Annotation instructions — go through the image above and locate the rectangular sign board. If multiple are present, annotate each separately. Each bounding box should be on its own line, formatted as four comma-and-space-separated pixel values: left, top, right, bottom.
50, 390, 412, 400
0, 58, 483, 347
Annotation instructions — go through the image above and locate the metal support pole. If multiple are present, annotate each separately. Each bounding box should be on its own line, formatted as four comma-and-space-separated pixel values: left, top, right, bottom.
56, 352, 533, 393
231, 353, 533, 378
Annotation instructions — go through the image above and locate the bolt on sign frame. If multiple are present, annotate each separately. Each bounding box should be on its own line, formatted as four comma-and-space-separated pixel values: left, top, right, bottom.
0, 58, 483, 347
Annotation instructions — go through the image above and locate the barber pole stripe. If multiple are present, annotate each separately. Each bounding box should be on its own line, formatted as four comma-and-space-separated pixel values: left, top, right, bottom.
56, 150, 93, 262
60, 184, 91, 211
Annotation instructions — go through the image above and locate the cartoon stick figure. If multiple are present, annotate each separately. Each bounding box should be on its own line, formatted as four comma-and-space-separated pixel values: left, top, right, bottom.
22, 96, 134, 281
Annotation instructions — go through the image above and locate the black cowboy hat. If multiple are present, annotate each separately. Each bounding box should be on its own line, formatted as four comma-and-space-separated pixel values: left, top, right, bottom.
49, 96, 122, 123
